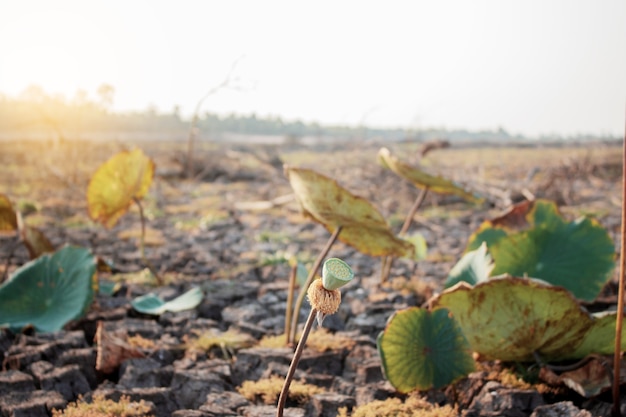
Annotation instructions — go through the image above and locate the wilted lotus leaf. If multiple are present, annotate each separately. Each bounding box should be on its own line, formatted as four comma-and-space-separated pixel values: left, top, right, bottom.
17, 212, 54, 259
0, 194, 17, 233
284, 165, 413, 257
377, 147, 482, 203
0, 246, 96, 332
131, 287, 203, 315
559, 358, 611, 397
432, 276, 626, 361
87, 148, 155, 228
466, 200, 564, 252
95, 321, 145, 373
377, 307, 475, 392
444, 242, 493, 289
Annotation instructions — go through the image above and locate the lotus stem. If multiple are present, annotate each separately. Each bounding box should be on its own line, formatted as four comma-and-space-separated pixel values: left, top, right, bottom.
533, 350, 593, 372
133, 197, 162, 285
277, 307, 316, 417
288, 226, 342, 344
612, 119, 626, 417
381, 186, 429, 282
283, 263, 297, 345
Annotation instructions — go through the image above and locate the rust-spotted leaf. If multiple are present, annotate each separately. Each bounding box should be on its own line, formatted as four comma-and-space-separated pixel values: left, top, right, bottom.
432, 276, 626, 361
87, 149, 155, 228
284, 165, 413, 257
377, 147, 482, 203
0, 194, 17, 233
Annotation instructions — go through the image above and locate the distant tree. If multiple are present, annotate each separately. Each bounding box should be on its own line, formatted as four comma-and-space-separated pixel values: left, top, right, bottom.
97, 83, 115, 111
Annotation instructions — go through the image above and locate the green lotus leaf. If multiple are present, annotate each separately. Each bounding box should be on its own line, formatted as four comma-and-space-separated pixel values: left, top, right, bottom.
377, 307, 475, 392
377, 147, 482, 203
87, 148, 155, 228
489, 217, 615, 302
466, 200, 563, 252
464, 199, 615, 302
570, 311, 626, 359
284, 165, 414, 258
0, 194, 17, 232
432, 276, 626, 361
444, 242, 493, 289
0, 246, 96, 332
131, 287, 203, 315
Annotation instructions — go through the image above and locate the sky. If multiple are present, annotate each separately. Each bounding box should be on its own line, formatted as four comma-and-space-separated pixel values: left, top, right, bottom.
0, 0, 624, 138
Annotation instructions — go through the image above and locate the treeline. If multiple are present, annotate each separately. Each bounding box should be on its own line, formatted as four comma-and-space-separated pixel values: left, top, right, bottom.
0, 86, 408, 141
0, 86, 615, 143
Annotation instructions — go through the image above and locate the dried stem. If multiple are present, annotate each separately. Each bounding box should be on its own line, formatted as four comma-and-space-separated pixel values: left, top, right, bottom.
186, 57, 245, 179
612, 121, 626, 417
381, 186, 429, 282
284, 263, 297, 345
277, 308, 317, 417
288, 226, 342, 344
133, 198, 162, 285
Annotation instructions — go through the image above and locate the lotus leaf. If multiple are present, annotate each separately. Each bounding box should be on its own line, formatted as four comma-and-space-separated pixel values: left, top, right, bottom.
0, 194, 17, 232
432, 276, 626, 361
402, 233, 428, 261
466, 200, 567, 252
284, 165, 413, 257
444, 242, 493, 288
20, 224, 55, 259
87, 148, 155, 228
0, 246, 96, 332
464, 200, 614, 302
131, 287, 203, 315
377, 147, 482, 203
16, 212, 54, 259
491, 219, 614, 302
377, 307, 475, 392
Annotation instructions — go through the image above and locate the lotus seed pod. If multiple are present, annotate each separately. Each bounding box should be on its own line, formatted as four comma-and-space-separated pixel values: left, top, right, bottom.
322, 258, 354, 291
307, 279, 341, 315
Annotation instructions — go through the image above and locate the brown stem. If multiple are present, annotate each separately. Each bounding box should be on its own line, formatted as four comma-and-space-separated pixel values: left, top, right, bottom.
284, 263, 297, 345
612, 119, 626, 417
288, 226, 342, 344
133, 198, 162, 285
277, 308, 317, 417
381, 187, 429, 282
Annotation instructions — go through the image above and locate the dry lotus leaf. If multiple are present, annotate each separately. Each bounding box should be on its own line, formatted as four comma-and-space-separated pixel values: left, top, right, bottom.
0, 194, 17, 233
559, 358, 611, 397
17, 212, 54, 259
284, 165, 413, 258
95, 321, 145, 373
87, 148, 155, 228
377, 147, 482, 203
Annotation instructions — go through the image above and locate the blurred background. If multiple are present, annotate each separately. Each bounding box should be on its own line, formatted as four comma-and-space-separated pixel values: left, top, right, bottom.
0, 0, 624, 143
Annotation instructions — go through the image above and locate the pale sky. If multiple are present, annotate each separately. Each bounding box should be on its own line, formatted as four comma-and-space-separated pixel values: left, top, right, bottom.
0, 0, 624, 137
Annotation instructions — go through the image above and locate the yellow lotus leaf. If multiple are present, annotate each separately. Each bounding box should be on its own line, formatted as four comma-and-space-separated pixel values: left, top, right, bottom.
0, 194, 17, 233
87, 149, 155, 228
377, 147, 482, 203
284, 165, 413, 257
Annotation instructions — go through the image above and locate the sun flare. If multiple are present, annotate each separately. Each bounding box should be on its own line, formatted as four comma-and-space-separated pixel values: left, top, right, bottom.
0, 6, 126, 99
